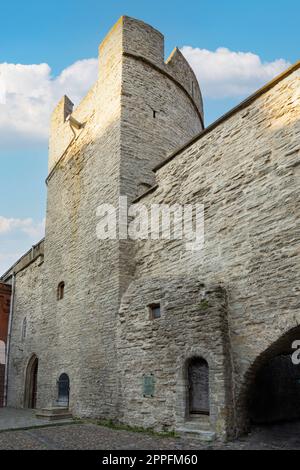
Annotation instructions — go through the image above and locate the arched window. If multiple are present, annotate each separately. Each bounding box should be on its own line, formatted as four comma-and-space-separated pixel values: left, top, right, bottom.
21, 317, 27, 341
0, 341, 5, 365
57, 373, 70, 407
57, 282, 65, 300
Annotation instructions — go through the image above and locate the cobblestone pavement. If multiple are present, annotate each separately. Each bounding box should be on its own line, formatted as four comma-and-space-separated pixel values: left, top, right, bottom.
1, 421, 300, 450
0, 407, 72, 431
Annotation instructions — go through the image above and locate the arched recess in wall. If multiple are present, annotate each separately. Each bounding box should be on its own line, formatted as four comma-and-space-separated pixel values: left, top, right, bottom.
238, 325, 300, 432
57, 282, 65, 300
0, 341, 5, 365
24, 354, 39, 409
57, 373, 70, 407
187, 357, 210, 416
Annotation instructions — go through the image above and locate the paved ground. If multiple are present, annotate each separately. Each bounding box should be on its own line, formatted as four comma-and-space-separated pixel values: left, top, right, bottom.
0, 407, 72, 431
1, 409, 300, 449
1, 420, 300, 450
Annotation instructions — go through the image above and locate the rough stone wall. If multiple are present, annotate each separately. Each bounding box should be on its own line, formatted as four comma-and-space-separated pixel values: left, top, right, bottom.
119, 16, 203, 294
37, 17, 124, 417
7, 17, 203, 418
118, 279, 233, 439
118, 66, 300, 438
4, 16, 298, 439
0, 283, 11, 406
5, 257, 43, 408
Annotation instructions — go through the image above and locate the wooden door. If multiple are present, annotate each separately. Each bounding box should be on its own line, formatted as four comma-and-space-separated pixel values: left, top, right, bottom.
31, 360, 38, 409
188, 358, 209, 415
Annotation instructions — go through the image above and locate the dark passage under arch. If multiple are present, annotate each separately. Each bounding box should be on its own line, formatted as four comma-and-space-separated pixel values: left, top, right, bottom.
245, 326, 300, 426
249, 354, 300, 424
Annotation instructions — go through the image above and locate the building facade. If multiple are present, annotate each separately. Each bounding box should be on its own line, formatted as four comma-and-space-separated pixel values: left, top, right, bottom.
0, 282, 11, 406
1, 17, 300, 440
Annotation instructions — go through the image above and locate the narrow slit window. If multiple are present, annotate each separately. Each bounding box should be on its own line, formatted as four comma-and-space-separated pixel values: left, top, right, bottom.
21, 317, 27, 341
57, 282, 65, 300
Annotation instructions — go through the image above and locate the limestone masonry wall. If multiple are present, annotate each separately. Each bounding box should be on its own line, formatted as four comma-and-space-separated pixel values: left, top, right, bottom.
3, 16, 299, 441
117, 66, 300, 437
5, 257, 43, 408
118, 279, 234, 438
7, 16, 204, 419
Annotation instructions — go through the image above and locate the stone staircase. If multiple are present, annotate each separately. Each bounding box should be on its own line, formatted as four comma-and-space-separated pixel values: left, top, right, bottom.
176, 415, 216, 441
36, 407, 73, 421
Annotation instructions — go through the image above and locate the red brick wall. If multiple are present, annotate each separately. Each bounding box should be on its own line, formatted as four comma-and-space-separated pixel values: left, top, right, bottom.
0, 283, 11, 406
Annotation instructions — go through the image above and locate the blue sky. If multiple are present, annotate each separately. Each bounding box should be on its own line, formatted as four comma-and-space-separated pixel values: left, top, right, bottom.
0, 0, 299, 273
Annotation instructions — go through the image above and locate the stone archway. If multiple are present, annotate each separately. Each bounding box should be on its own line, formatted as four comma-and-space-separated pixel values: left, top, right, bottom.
238, 325, 300, 433
24, 354, 39, 409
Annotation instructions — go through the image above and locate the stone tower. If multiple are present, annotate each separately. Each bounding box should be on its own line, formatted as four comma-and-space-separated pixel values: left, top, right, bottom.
12, 16, 204, 418
4, 14, 299, 442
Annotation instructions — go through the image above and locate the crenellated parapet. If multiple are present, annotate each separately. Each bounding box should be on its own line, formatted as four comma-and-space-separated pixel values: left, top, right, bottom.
48, 16, 204, 175
121, 16, 203, 122
48, 95, 74, 172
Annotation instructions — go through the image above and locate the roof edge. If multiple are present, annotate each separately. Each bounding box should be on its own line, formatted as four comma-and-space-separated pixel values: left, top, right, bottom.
1, 238, 45, 281
154, 60, 300, 172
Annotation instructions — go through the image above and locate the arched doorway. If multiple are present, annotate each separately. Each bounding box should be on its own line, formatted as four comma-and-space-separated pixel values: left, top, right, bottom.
187, 357, 210, 416
243, 326, 300, 429
57, 373, 70, 407
24, 355, 38, 409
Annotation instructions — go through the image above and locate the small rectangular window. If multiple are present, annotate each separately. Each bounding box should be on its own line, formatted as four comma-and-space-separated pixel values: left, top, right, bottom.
149, 303, 161, 320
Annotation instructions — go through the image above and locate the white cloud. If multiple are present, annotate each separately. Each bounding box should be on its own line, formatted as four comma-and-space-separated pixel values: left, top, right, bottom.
181, 46, 290, 98
0, 48, 291, 147
0, 216, 45, 238
0, 251, 23, 275
0, 217, 45, 274
0, 59, 98, 146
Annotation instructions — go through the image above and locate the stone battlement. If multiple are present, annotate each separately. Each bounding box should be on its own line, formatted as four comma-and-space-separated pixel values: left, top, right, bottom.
48, 16, 203, 173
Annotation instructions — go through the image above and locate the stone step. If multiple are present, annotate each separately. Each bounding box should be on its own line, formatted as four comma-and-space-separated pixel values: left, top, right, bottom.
184, 419, 211, 431
36, 407, 73, 421
176, 427, 216, 442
